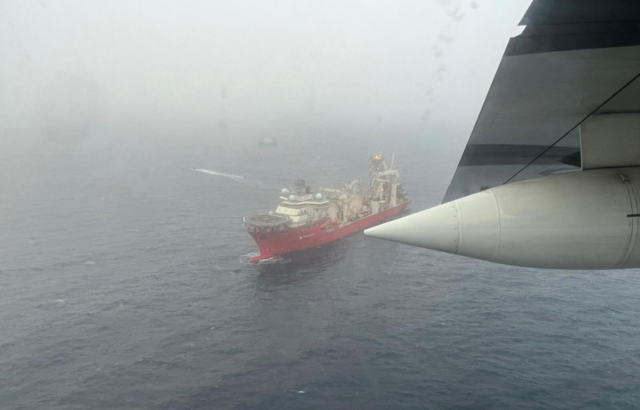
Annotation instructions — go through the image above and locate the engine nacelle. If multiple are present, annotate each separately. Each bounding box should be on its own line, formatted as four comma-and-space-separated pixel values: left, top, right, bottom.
365, 167, 640, 270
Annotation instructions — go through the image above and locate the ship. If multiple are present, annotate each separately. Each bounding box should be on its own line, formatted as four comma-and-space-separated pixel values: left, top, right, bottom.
243, 154, 411, 262
258, 136, 277, 146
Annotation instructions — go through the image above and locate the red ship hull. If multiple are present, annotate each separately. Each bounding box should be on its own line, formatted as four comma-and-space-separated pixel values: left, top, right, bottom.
248, 201, 411, 262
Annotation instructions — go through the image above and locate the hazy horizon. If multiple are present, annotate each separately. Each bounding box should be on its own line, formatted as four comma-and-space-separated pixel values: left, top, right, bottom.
1, 0, 531, 200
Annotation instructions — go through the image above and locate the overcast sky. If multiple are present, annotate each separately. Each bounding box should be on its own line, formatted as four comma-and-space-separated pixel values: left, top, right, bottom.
0, 0, 532, 164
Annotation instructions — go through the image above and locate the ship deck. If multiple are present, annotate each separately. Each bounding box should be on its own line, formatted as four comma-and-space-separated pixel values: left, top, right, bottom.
243, 213, 289, 228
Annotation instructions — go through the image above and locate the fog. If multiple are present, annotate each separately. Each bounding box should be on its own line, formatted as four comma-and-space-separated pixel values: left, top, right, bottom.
0, 0, 531, 185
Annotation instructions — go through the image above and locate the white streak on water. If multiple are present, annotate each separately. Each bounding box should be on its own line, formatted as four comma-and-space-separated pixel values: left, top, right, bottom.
193, 168, 245, 184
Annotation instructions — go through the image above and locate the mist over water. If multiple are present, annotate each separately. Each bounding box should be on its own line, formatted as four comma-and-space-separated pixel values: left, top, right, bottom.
0, 0, 526, 187
3, 1, 640, 409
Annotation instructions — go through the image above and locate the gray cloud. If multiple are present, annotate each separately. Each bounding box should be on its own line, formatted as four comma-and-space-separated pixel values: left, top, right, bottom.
0, 0, 532, 168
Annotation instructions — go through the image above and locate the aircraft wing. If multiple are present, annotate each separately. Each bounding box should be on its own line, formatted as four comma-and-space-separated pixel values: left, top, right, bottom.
366, 0, 640, 270
443, 0, 640, 202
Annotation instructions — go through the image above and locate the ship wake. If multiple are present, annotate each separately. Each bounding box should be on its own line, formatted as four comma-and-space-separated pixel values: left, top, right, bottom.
193, 168, 246, 184
239, 252, 288, 265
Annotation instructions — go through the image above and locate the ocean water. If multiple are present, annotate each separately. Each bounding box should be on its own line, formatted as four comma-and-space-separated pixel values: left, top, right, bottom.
2, 137, 640, 410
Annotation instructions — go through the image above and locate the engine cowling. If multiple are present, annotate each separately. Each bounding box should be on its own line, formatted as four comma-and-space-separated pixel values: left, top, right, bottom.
365, 167, 640, 270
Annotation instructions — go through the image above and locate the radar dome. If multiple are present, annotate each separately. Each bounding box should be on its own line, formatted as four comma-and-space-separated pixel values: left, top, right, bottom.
289, 195, 295, 201
281, 188, 290, 195
315, 193, 323, 200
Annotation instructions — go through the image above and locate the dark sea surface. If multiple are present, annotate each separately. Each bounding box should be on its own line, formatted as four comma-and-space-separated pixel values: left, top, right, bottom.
2, 136, 640, 410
